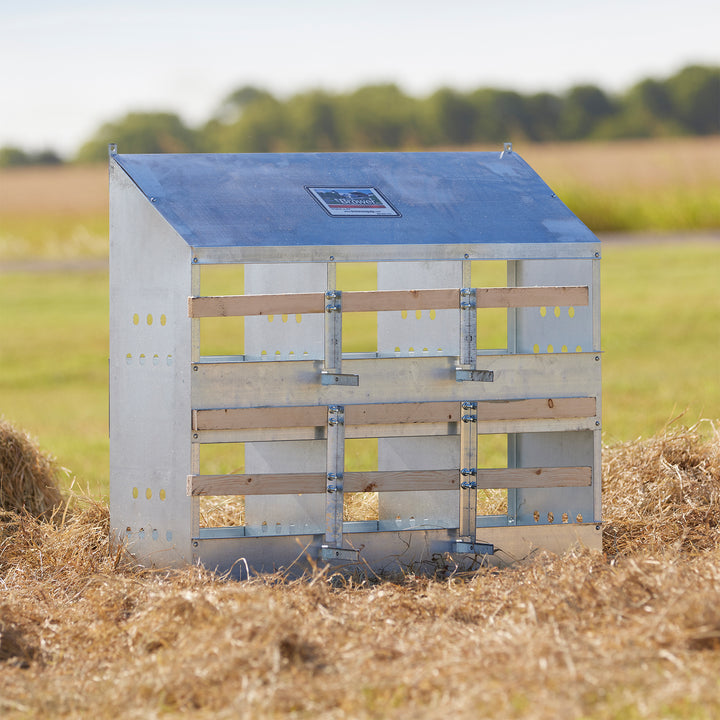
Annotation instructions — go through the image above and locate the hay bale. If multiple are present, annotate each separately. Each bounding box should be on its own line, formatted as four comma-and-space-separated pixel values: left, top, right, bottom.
0, 419, 64, 519
603, 420, 720, 556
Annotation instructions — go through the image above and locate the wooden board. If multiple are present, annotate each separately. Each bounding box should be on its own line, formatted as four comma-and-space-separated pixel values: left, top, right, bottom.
188, 466, 591, 496
193, 397, 596, 432
188, 286, 589, 318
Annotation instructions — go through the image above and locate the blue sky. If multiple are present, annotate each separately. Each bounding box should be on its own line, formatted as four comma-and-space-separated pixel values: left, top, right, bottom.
2, 0, 718, 156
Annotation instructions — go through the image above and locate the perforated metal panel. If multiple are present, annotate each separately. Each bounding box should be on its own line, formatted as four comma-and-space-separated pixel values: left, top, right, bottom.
109, 146, 602, 576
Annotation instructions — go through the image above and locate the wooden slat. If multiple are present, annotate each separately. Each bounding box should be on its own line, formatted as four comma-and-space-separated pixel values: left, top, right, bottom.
188, 285, 589, 318
476, 466, 592, 488
187, 466, 590, 496
475, 285, 588, 308
188, 292, 324, 318
342, 288, 458, 312
193, 397, 596, 432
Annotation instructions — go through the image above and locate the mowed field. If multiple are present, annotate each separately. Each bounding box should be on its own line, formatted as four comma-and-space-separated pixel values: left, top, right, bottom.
1, 137, 719, 493
0, 138, 720, 719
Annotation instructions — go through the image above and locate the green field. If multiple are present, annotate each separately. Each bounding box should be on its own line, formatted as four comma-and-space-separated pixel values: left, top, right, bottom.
1, 241, 718, 498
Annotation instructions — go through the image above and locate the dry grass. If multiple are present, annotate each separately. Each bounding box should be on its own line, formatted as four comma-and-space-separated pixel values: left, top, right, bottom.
0, 419, 65, 519
1, 419, 720, 719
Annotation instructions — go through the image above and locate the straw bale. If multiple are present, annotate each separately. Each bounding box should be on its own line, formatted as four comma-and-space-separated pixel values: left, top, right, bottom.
602, 420, 720, 556
0, 419, 64, 519
2, 421, 720, 719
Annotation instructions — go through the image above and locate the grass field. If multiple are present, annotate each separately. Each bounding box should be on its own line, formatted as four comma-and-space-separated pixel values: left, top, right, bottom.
1, 138, 720, 720
1, 138, 719, 495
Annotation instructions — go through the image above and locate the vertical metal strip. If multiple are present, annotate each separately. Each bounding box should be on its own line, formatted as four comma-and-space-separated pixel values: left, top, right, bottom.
459, 401, 478, 539
190, 262, 202, 543
324, 261, 342, 374
325, 405, 345, 547
506, 260, 518, 526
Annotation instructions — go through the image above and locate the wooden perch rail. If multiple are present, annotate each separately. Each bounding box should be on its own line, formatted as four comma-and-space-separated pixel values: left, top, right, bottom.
192, 397, 597, 432
187, 466, 592, 497
188, 285, 589, 318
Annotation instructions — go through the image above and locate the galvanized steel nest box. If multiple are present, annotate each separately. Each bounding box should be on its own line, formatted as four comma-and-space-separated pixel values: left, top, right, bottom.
109, 145, 602, 576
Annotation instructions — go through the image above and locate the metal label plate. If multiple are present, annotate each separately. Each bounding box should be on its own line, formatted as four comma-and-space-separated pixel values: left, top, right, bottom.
306, 186, 400, 217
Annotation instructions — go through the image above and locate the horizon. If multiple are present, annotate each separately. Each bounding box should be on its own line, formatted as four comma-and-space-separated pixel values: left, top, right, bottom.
2, 0, 719, 156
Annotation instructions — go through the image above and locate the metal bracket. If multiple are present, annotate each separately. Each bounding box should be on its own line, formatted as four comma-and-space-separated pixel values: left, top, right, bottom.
453, 541, 494, 555
321, 371, 359, 386
321, 545, 360, 562
455, 368, 494, 382
325, 405, 345, 548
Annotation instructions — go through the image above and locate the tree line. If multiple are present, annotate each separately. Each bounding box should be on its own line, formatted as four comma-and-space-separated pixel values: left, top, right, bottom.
1, 64, 718, 166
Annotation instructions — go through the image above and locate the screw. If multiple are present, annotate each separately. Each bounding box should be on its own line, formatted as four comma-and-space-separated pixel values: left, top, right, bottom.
193, 365, 199, 371
595, 356, 600, 361
193, 433, 198, 439
596, 421, 601, 427
193, 257, 199, 263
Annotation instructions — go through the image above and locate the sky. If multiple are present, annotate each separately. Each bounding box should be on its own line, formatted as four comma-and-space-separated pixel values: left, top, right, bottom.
2, 0, 719, 157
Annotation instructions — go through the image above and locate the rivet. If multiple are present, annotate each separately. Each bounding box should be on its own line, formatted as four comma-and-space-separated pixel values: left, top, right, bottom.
193, 433, 199, 439
594, 356, 600, 361
193, 365, 199, 371
193, 257, 199, 263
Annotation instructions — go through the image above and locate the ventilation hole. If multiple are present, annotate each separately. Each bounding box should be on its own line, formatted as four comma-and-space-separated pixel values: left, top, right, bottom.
268, 315, 274, 322
415, 309, 422, 319
576, 345, 583, 352
289, 351, 295, 356
533, 344, 540, 354
274, 350, 281, 356
138, 529, 145, 540
152, 354, 160, 366
408, 347, 415, 353
132, 487, 139, 499
166, 354, 173, 366
554, 306, 561, 318
401, 310, 408, 320
146, 314, 153, 325
159, 489, 166, 501
261, 350, 267, 356
139, 354, 146, 365
569, 307, 575, 318
547, 344, 554, 353
429, 309, 436, 320
547, 512, 554, 523
281, 314, 288, 323
126, 353, 132, 364
540, 307, 547, 317
132, 313, 139, 325
145, 488, 152, 500
160, 314, 167, 326
533, 510, 540, 523
295, 314, 302, 323
152, 529, 159, 541
576, 513, 583, 523
562, 512, 569, 523
561, 345, 568, 353
394, 346, 401, 353
166, 530, 173, 542
422, 347, 429, 353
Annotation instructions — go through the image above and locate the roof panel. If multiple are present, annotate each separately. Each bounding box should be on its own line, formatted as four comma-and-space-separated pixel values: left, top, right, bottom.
112, 151, 596, 248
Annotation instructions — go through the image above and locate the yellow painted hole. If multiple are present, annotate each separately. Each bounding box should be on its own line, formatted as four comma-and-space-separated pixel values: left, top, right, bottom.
394, 346, 401, 352
132, 487, 139, 499
415, 309, 422, 320
576, 345, 583, 352
282, 314, 288, 323
554, 306, 561, 317
146, 314, 153, 325
540, 306, 547, 317
139, 354, 146, 365
261, 350, 267, 356
275, 350, 281, 356
132, 313, 139, 325
408, 347, 415, 353
160, 314, 167, 326
547, 344, 554, 353
533, 343, 540, 354
295, 314, 302, 323
159, 489, 166, 501
401, 310, 408, 320
568, 307, 575, 318
429, 309, 436, 320
561, 345, 568, 353
145, 488, 152, 500
268, 315, 274, 322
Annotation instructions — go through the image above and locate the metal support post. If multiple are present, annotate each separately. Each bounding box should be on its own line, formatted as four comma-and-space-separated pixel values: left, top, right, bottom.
321, 272, 358, 386
459, 401, 478, 540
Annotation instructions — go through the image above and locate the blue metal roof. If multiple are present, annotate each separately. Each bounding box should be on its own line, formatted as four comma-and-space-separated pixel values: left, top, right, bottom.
113, 151, 596, 248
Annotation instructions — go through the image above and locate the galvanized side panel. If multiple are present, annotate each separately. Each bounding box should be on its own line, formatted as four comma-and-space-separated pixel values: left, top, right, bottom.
109, 158, 194, 566
191, 353, 602, 409
377, 260, 461, 527
113, 151, 598, 250
194, 524, 602, 578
